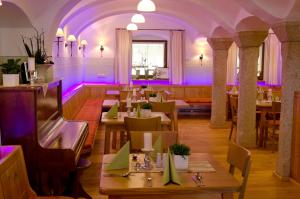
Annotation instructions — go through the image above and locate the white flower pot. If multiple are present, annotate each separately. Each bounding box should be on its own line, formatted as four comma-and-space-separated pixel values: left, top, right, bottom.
3, 74, 19, 87
149, 97, 157, 102
173, 155, 189, 170
141, 109, 152, 118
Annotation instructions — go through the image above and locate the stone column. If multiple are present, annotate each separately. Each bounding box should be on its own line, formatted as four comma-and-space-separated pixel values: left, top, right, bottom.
235, 31, 268, 148
272, 22, 300, 178
208, 38, 233, 128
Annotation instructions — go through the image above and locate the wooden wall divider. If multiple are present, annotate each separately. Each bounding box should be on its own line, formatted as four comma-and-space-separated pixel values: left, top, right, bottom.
291, 91, 300, 183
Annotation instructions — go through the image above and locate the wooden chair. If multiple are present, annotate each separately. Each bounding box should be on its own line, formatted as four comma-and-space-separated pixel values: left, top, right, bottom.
150, 101, 177, 131
222, 142, 251, 199
0, 145, 72, 199
262, 101, 281, 151
128, 131, 178, 152
124, 116, 162, 132
229, 95, 238, 140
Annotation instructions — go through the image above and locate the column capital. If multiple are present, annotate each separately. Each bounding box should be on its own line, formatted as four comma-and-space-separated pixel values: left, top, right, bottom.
272, 21, 300, 42
207, 38, 233, 50
234, 31, 268, 48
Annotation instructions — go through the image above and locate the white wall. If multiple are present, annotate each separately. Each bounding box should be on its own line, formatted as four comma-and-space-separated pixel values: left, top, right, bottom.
54, 13, 213, 85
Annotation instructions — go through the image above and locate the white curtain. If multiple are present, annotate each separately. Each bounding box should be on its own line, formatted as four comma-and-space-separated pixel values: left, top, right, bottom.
170, 31, 184, 84
264, 33, 282, 85
227, 42, 238, 85
115, 29, 132, 84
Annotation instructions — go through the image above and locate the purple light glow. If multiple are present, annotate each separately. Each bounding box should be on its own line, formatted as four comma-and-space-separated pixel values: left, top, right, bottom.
0, 146, 15, 160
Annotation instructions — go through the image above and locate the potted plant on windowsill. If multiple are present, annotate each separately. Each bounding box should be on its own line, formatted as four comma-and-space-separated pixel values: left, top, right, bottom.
141, 103, 152, 118
0, 59, 21, 86
170, 143, 191, 170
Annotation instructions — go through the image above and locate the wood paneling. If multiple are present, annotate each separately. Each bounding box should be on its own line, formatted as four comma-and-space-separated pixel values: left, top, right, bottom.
63, 87, 88, 120
291, 91, 300, 183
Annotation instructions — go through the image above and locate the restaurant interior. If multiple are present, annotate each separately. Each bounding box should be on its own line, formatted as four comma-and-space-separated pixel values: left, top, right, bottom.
0, 0, 300, 198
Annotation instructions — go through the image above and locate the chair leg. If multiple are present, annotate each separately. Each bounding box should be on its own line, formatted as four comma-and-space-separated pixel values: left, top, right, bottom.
229, 123, 234, 140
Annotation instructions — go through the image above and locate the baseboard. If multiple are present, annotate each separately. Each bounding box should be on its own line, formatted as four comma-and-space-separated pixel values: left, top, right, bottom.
272, 171, 290, 182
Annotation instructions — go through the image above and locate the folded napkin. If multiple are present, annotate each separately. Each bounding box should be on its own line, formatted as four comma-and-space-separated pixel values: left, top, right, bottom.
151, 135, 162, 160
106, 103, 118, 119
162, 150, 181, 185
105, 141, 130, 170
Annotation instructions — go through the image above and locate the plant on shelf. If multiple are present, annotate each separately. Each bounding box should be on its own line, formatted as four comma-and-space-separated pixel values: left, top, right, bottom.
170, 143, 191, 170
22, 28, 54, 65
0, 59, 21, 74
141, 103, 152, 110
0, 59, 21, 86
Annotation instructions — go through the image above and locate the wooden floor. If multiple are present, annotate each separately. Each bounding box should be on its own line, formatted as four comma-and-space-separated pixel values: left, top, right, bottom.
80, 116, 300, 199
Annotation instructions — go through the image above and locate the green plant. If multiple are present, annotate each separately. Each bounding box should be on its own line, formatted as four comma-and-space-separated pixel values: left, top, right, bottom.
0, 59, 21, 74
170, 143, 191, 158
149, 93, 157, 97
141, 103, 152, 109
22, 28, 54, 64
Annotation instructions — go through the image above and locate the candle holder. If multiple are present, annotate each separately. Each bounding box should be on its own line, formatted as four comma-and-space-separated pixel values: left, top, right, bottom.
126, 106, 132, 116
141, 148, 154, 170
29, 70, 37, 84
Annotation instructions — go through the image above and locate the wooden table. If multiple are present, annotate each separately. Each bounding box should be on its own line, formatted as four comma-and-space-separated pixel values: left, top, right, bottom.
256, 100, 273, 147
101, 112, 171, 154
113, 99, 190, 109
100, 153, 240, 199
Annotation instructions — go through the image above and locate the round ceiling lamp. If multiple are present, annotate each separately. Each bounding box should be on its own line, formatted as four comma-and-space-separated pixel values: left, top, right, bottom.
137, 0, 156, 12
126, 23, 138, 31
131, 14, 145, 23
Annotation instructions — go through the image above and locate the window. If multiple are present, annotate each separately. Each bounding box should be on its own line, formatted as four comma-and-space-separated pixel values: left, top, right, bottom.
131, 40, 168, 80
236, 43, 265, 81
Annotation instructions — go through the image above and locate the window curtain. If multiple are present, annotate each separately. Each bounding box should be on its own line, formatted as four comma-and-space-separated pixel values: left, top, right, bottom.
227, 42, 238, 85
263, 33, 282, 85
170, 31, 184, 84
114, 29, 132, 84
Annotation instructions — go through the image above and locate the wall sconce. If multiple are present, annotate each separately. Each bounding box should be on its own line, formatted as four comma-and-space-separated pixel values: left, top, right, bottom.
199, 54, 204, 66
65, 35, 77, 57
0, 0, 3, 6
54, 28, 64, 57
100, 45, 104, 57
79, 40, 88, 57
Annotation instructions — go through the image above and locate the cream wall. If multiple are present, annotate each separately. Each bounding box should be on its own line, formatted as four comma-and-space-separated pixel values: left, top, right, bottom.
53, 13, 213, 85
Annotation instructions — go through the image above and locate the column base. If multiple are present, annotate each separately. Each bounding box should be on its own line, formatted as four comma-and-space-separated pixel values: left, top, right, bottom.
273, 171, 290, 182
209, 122, 229, 129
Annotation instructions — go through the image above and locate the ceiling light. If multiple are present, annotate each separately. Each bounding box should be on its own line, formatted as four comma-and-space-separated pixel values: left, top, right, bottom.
137, 0, 156, 12
67, 35, 77, 42
126, 23, 138, 31
56, 28, 64, 38
131, 14, 145, 23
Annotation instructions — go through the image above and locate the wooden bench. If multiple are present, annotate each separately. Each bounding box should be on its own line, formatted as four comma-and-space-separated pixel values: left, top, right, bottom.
74, 99, 103, 155
178, 98, 212, 116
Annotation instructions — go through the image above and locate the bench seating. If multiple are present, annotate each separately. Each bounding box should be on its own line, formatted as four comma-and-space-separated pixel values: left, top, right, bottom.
179, 98, 212, 116
74, 99, 103, 155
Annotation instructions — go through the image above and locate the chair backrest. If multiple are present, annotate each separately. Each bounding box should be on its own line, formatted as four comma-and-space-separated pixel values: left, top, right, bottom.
230, 95, 238, 120
150, 101, 177, 130
227, 142, 251, 199
0, 146, 36, 199
129, 131, 178, 152
272, 101, 281, 112
124, 116, 162, 131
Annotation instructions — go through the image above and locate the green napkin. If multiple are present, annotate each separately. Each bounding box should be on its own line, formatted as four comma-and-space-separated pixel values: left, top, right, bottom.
163, 150, 181, 185
151, 135, 162, 160
106, 103, 118, 119
105, 141, 130, 170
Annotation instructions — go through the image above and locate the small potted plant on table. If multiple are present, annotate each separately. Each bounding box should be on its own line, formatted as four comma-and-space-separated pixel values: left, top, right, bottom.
170, 143, 191, 170
141, 103, 152, 118
0, 59, 21, 86
149, 93, 157, 102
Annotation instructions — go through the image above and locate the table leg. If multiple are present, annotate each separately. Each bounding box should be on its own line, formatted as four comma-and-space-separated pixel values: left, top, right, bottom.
105, 126, 111, 154
259, 111, 267, 147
